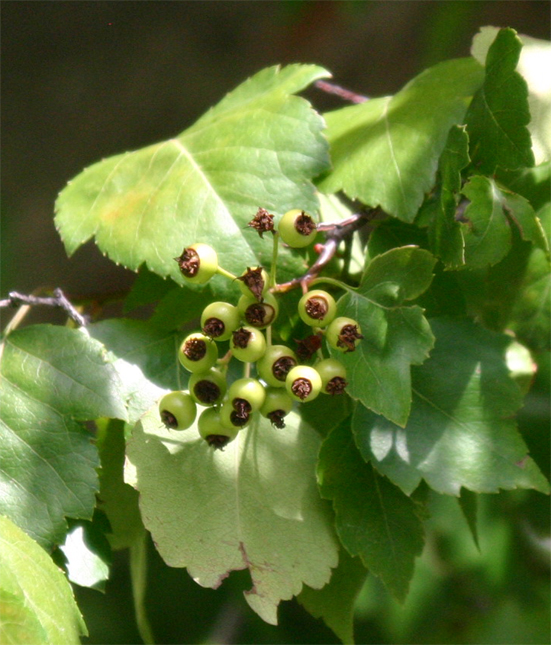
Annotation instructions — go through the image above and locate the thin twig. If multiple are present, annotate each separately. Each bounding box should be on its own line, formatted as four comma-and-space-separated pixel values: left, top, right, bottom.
0, 289, 87, 327
315, 80, 368, 104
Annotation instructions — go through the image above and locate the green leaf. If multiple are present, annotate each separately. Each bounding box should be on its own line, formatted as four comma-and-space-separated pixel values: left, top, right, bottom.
319, 57, 484, 221
458, 488, 480, 550
317, 420, 425, 602
466, 28, 534, 173
331, 246, 436, 426
0, 515, 87, 644
0, 325, 127, 548
298, 549, 368, 644
428, 125, 470, 267
125, 407, 339, 625
55, 64, 330, 283
353, 317, 550, 496
472, 27, 551, 165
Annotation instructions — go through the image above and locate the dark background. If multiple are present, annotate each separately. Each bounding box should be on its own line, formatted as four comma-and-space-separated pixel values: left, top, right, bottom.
1, 3, 550, 644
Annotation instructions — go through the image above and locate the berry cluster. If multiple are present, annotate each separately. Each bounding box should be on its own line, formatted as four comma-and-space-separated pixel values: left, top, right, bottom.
159, 208, 363, 449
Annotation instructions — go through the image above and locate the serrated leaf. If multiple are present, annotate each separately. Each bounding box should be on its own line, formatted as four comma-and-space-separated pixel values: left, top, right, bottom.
331, 246, 436, 426
55, 64, 330, 284
0, 325, 127, 548
298, 549, 368, 644
472, 27, 551, 165
466, 28, 534, 173
353, 317, 550, 496
125, 407, 339, 625
319, 57, 484, 221
317, 420, 424, 602
428, 125, 470, 267
0, 515, 87, 644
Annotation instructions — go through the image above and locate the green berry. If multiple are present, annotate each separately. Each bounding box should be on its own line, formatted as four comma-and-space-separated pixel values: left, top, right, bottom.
285, 365, 322, 403
260, 388, 293, 428
237, 292, 279, 329
220, 399, 251, 431
230, 326, 266, 363
201, 302, 240, 341
178, 333, 218, 373
257, 345, 298, 387
315, 358, 348, 395
198, 407, 238, 449
278, 209, 317, 248
175, 243, 218, 284
237, 267, 269, 301
298, 289, 337, 328
188, 368, 227, 406
228, 378, 266, 414
326, 317, 363, 353
159, 391, 197, 430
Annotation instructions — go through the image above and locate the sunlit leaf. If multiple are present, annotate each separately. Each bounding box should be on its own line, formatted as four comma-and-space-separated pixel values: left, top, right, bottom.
125, 407, 339, 625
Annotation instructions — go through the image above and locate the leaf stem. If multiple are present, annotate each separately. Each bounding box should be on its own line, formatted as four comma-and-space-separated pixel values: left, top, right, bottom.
130, 531, 155, 645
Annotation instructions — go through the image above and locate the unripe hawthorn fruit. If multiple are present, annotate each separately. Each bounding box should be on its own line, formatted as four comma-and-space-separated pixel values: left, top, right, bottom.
285, 365, 322, 403
298, 289, 337, 328
227, 378, 266, 414
174, 243, 218, 284
260, 388, 294, 428
257, 345, 298, 388
178, 333, 218, 373
230, 326, 266, 363
238, 292, 279, 329
188, 368, 227, 406
315, 358, 348, 395
326, 317, 363, 353
237, 267, 269, 301
198, 407, 238, 450
201, 301, 240, 341
159, 391, 197, 430
220, 399, 251, 431
278, 209, 317, 248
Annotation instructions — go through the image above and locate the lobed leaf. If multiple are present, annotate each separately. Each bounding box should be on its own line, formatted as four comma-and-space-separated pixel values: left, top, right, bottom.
317, 419, 425, 602
125, 407, 339, 625
55, 64, 330, 284
319, 57, 484, 221
331, 246, 436, 426
0, 325, 127, 548
0, 515, 87, 644
353, 317, 550, 496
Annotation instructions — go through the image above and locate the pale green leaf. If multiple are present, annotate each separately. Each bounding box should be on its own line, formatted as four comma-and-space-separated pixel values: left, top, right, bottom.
319, 58, 484, 221
0, 325, 127, 548
317, 420, 425, 602
353, 317, 550, 496
331, 247, 436, 426
55, 64, 330, 284
0, 515, 87, 644
59, 518, 111, 591
125, 407, 339, 625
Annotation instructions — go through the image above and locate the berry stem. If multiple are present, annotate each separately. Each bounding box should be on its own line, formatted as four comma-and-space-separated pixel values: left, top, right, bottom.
216, 266, 238, 281
266, 324, 273, 348
269, 232, 280, 288
310, 276, 357, 294
243, 362, 251, 379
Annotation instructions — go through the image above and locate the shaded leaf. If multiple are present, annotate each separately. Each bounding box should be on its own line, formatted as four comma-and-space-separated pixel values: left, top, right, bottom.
331, 246, 436, 426
0, 325, 127, 548
319, 57, 484, 221
317, 419, 425, 602
458, 488, 480, 550
0, 515, 87, 644
125, 407, 339, 625
466, 28, 534, 173
55, 64, 330, 284
353, 317, 550, 496
298, 549, 368, 644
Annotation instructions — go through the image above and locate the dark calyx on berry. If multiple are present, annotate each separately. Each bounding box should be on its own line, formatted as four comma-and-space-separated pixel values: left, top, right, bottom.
268, 410, 287, 429
237, 267, 265, 301
160, 409, 178, 429
175, 247, 199, 278
248, 207, 274, 238
245, 303, 275, 327
203, 317, 225, 338
305, 296, 328, 320
193, 380, 221, 404
338, 325, 364, 352
232, 398, 252, 416
232, 327, 252, 349
183, 337, 207, 361
205, 434, 232, 450
291, 378, 313, 401
326, 376, 348, 395
272, 356, 296, 381
295, 334, 322, 362
295, 211, 316, 236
